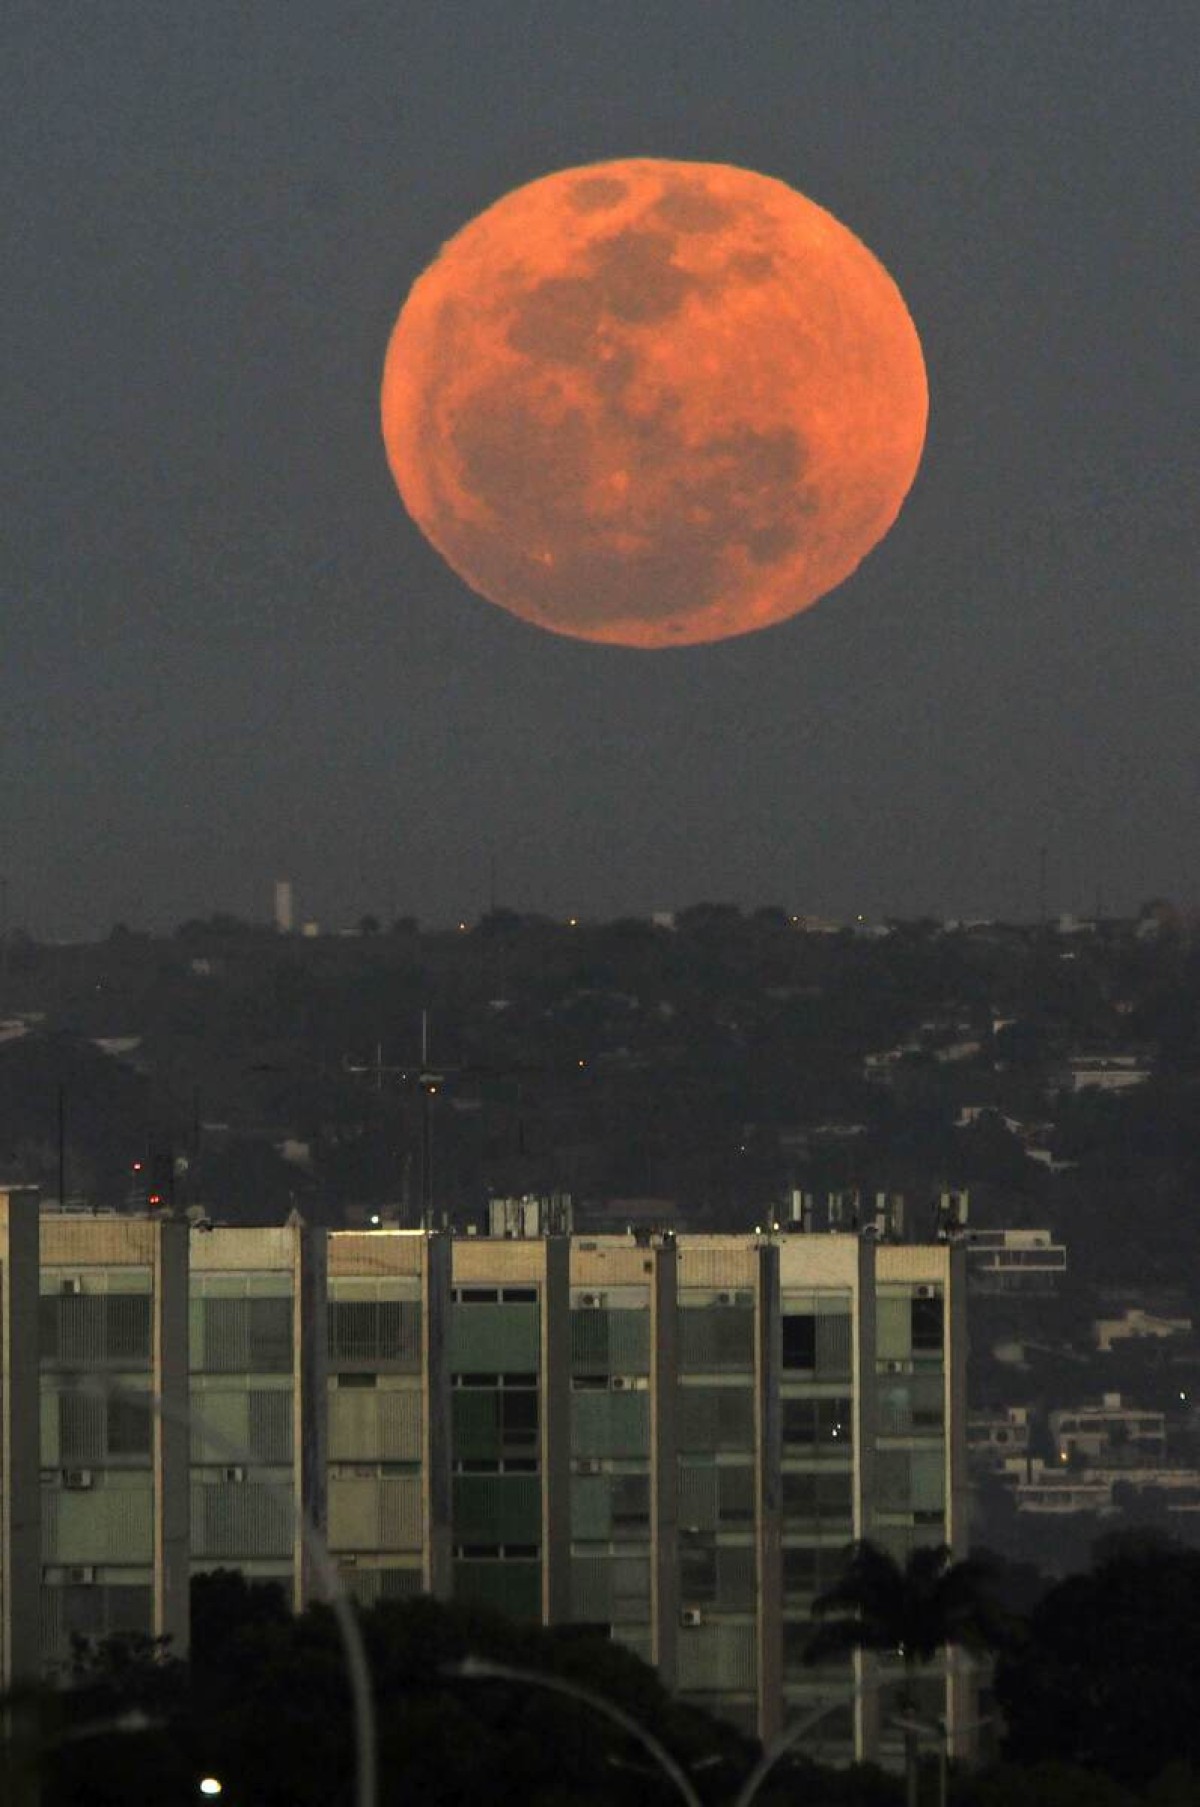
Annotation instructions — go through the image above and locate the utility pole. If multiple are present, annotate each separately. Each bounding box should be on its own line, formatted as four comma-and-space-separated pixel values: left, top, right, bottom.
57, 1084, 67, 1209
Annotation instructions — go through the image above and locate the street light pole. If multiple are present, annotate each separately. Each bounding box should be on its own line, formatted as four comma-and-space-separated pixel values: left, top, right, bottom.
445, 1656, 703, 1807
80, 1376, 377, 1807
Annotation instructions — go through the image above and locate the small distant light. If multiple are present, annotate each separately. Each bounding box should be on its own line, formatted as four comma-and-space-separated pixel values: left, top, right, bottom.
568, 917, 578, 927
1181, 1391, 1189, 1402
458, 921, 468, 932
369, 1214, 381, 1227
148, 1193, 162, 1207
577, 1058, 586, 1069
199, 1782, 223, 1800
132, 1161, 143, 1172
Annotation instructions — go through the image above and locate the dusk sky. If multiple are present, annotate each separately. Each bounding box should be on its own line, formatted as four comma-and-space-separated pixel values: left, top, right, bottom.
5, 3, 1196, 937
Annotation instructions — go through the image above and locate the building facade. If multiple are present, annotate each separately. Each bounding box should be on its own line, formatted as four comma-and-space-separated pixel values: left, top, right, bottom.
8, 1208, 969, 1764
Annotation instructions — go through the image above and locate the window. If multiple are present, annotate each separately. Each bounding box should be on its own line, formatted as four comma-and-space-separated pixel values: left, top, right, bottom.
911, 1295, 944, 1355
875, 1448, 945, 1518
611, 1473, 651, 1532
782, 1545, 841, 1598
782, 1396, 852, 1453
879, 1374, 943, 1434
679, 1305, 754, 1372
328, 1300, 421, 1366
681, 1542, 717, 1604
501, 1387, 539, 1449
782, 1469, 852, 1530
781, 1315, 816, 1372
718, 1464, 756, 1526
41, 1295, 152, 1365
106, 1297, 153, 1362
679, 1386, 754, 1453
202, 1298, 293, 1373
107, 1396, 152, 1457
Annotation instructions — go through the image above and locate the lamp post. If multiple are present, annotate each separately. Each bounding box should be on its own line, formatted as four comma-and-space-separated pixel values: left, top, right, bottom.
445, 1656, 703, 1807
78, 1376, 376, 1807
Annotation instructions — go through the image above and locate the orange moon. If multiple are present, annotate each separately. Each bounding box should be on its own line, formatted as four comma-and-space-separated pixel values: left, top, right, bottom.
381, 159, 927, 648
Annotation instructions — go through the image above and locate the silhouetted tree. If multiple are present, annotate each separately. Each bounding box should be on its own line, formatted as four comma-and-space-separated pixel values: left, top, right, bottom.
808, 1542, 1004, 1807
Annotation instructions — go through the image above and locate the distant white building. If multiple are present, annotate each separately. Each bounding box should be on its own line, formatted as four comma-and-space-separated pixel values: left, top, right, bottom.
1049, 1394, 1166, 1465
274, 879, 295, 935
1064, 1054, 1152, 1093
967, 1405, 1032, 1470
963, 1228, 1067, 1294
1094, 1307, 1192, 1353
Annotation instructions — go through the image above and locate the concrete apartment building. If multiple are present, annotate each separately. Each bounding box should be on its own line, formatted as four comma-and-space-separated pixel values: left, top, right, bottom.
2, 1197, 970, 1766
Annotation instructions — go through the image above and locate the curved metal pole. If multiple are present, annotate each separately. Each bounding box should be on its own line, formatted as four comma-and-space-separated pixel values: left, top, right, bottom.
80, 1376, 376, 1807
448, 1656, 703, 1807
733, 1671, 887, 1807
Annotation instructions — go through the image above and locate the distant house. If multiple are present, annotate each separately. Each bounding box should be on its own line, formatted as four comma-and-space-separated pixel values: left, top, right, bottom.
1049, 1393, 1166, 1465
963, 1227, 1067, 1294
1063, 1053, 1153, 1094
967, 1405, 1032, 1470
1093, 1307, 1193, 1353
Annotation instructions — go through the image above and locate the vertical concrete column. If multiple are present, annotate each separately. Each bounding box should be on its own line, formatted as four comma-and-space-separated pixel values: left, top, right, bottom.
294, 1222, 329, 1609
756, 1240, 783, 1742
0, 1189, 40, 1686
542, 1236, 571, 1623
154, 1218, 190, 1654
423, 1232, 454, 1599
854, 1235, 880, 1763
944, 1241, 976, 1760
651, 1237, 679, 1690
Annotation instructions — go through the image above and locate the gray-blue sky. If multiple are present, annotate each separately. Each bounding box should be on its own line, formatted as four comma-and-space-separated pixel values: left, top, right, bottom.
4, 2, 1196, 935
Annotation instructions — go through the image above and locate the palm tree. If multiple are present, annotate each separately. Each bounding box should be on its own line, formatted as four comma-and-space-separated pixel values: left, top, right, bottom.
806, 1540, 1002, 1807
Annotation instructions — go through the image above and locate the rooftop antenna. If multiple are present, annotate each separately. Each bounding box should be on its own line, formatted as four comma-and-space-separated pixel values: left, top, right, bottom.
418, 1010, 440, 1230
57, 1083, 67, 1209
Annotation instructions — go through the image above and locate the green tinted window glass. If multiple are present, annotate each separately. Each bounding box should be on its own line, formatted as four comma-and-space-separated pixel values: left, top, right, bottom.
679, 1306, 754, 1372
571, 1389, 649, 1457
571, 1475, 612, 1540
453, 1473, 541, 1544
451, 1304, 540, 1372
453, 1560, 541, 1620
679, 1387, 754, 1452
877, 1296, 911, 1361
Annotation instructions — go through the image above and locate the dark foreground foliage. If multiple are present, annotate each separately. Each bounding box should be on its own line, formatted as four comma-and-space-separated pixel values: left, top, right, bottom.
6, 1541, 1200, 1804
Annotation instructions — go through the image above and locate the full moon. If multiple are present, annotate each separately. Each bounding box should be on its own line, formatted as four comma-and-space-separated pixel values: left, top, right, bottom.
381, 159, 927, 648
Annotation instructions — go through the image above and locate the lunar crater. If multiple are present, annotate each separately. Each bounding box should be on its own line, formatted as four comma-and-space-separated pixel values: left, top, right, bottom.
382, 158, 927, 647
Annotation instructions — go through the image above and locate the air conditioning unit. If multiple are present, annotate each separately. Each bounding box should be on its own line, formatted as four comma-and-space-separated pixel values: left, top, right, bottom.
915, 1285, 937, 1299
611, 1376, 634, 1392
66, 1565, 96, 1585
578, 1292, 605, 1309
680, 1607, 704, 1628
575, 1458, 602, 1475
886, 1360, 907, 1375
62, 1469, 93, 1490
60, 1278, 83, 1296
222, 1465, 248, 1484
715, 1291, 737, 1307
